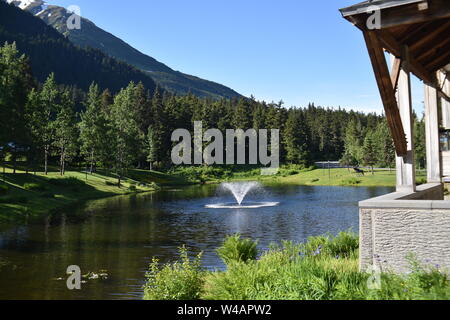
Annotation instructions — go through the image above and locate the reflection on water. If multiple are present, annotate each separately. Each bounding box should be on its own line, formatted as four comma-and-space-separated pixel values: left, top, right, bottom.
0, 184, 393, 300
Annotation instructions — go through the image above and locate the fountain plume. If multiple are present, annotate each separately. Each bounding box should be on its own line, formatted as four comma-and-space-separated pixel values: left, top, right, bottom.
221, 182, 261, 205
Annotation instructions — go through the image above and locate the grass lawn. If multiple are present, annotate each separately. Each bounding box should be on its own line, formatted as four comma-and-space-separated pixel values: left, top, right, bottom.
230, 168, 427, 188
0, 166, 188, 222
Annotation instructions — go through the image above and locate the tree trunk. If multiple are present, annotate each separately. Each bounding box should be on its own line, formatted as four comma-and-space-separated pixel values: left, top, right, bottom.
2, 157, 5, 182
90, 150, 94, 174
44, 147, 49, 175
12, 146, 17, 174
60, 147, 65, 176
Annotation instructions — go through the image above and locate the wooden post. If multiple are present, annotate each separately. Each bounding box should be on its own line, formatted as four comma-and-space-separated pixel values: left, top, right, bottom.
439, 71, 450, 129
393, 50, 416, 192
424, 82, 442, 183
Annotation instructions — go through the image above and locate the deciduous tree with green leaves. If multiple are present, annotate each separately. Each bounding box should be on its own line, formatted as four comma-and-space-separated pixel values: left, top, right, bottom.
53, 89, 78, 175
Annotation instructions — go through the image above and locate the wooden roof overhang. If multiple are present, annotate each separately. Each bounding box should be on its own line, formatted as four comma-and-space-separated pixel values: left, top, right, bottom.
340, 0, 450, 157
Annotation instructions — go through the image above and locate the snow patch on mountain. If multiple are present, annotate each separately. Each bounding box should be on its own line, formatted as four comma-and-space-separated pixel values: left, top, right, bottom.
6, 0, 47, 15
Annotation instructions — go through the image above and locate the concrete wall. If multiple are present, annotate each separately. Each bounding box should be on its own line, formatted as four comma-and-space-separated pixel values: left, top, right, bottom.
359, 183, 450, 273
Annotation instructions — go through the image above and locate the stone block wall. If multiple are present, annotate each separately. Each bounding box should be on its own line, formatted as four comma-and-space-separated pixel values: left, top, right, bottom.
359, 183, 450, 273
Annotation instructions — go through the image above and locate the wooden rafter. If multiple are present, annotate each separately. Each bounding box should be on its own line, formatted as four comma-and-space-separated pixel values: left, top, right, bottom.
363, 30, 408, 157
378, 30, 436, 84
425, 45, 450, 71
409, 20, 450, 52
391, 57, 402, 90
416, 36, 450, 62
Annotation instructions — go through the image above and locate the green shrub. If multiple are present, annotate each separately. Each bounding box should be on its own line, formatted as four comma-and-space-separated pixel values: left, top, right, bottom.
141, 232, 450, 300
143, 246, 204, 300
204, 233, 450, 300
23, 183, 46, 192
216, 234, 259, 265
302, 232, 359, 259
128, 185, 137, 192
0, 184, 9, 195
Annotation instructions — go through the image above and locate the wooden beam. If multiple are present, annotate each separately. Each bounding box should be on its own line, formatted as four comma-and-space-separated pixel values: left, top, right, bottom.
373, 0, 450, 29
398, 21, 433, 43
363, 30, 408, 156
391, 57, 402, 90
439, 72, 449, 91
409, 20, 450, 52
378, 30, 436, 84
395, 48, 416, 192
425, 46, 450, 72
415, 36, 450, 62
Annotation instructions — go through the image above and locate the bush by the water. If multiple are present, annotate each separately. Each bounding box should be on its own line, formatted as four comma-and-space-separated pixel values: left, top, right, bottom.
23, 183, 46, 192
169, 164, 315, 183
143, 232, 450, 300
143, 246, 205, 300
170, 166, 233, 182
216, 234, 258, 264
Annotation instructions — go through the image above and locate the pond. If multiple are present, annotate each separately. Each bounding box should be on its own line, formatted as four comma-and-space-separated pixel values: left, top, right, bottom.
0, 184, 393, 300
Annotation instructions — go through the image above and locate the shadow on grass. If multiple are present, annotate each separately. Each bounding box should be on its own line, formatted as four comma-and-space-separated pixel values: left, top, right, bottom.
0, 173, 116, 224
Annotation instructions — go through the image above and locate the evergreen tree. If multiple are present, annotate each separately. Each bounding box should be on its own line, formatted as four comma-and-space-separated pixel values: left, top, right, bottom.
362, 131, 377, 175
0, 42, 34, 173
146, 127, 156, 171
374, 119, 395, 170
414, 113, 426, 170
149, 86, 168, 169
284, 110, 309, 166
342, 119, 363, 166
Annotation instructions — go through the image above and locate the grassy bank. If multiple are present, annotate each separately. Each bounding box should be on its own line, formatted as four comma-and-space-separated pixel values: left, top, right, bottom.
144, 233, 450, 300
170, 165, 427, 187
0, 166, 188, 222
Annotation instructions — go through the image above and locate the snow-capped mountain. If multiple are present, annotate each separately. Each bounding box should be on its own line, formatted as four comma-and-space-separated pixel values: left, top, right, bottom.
6, 0, 47, 15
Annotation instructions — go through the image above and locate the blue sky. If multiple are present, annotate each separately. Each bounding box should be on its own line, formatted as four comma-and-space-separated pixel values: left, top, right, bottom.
50, 0, 425, 114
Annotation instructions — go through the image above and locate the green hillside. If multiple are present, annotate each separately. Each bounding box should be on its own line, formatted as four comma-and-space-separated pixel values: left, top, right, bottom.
38, 5, 242, 99
0, 1, 157, 93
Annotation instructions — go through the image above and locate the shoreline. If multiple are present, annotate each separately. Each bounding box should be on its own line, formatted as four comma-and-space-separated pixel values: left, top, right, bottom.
1, 167, 425, 224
